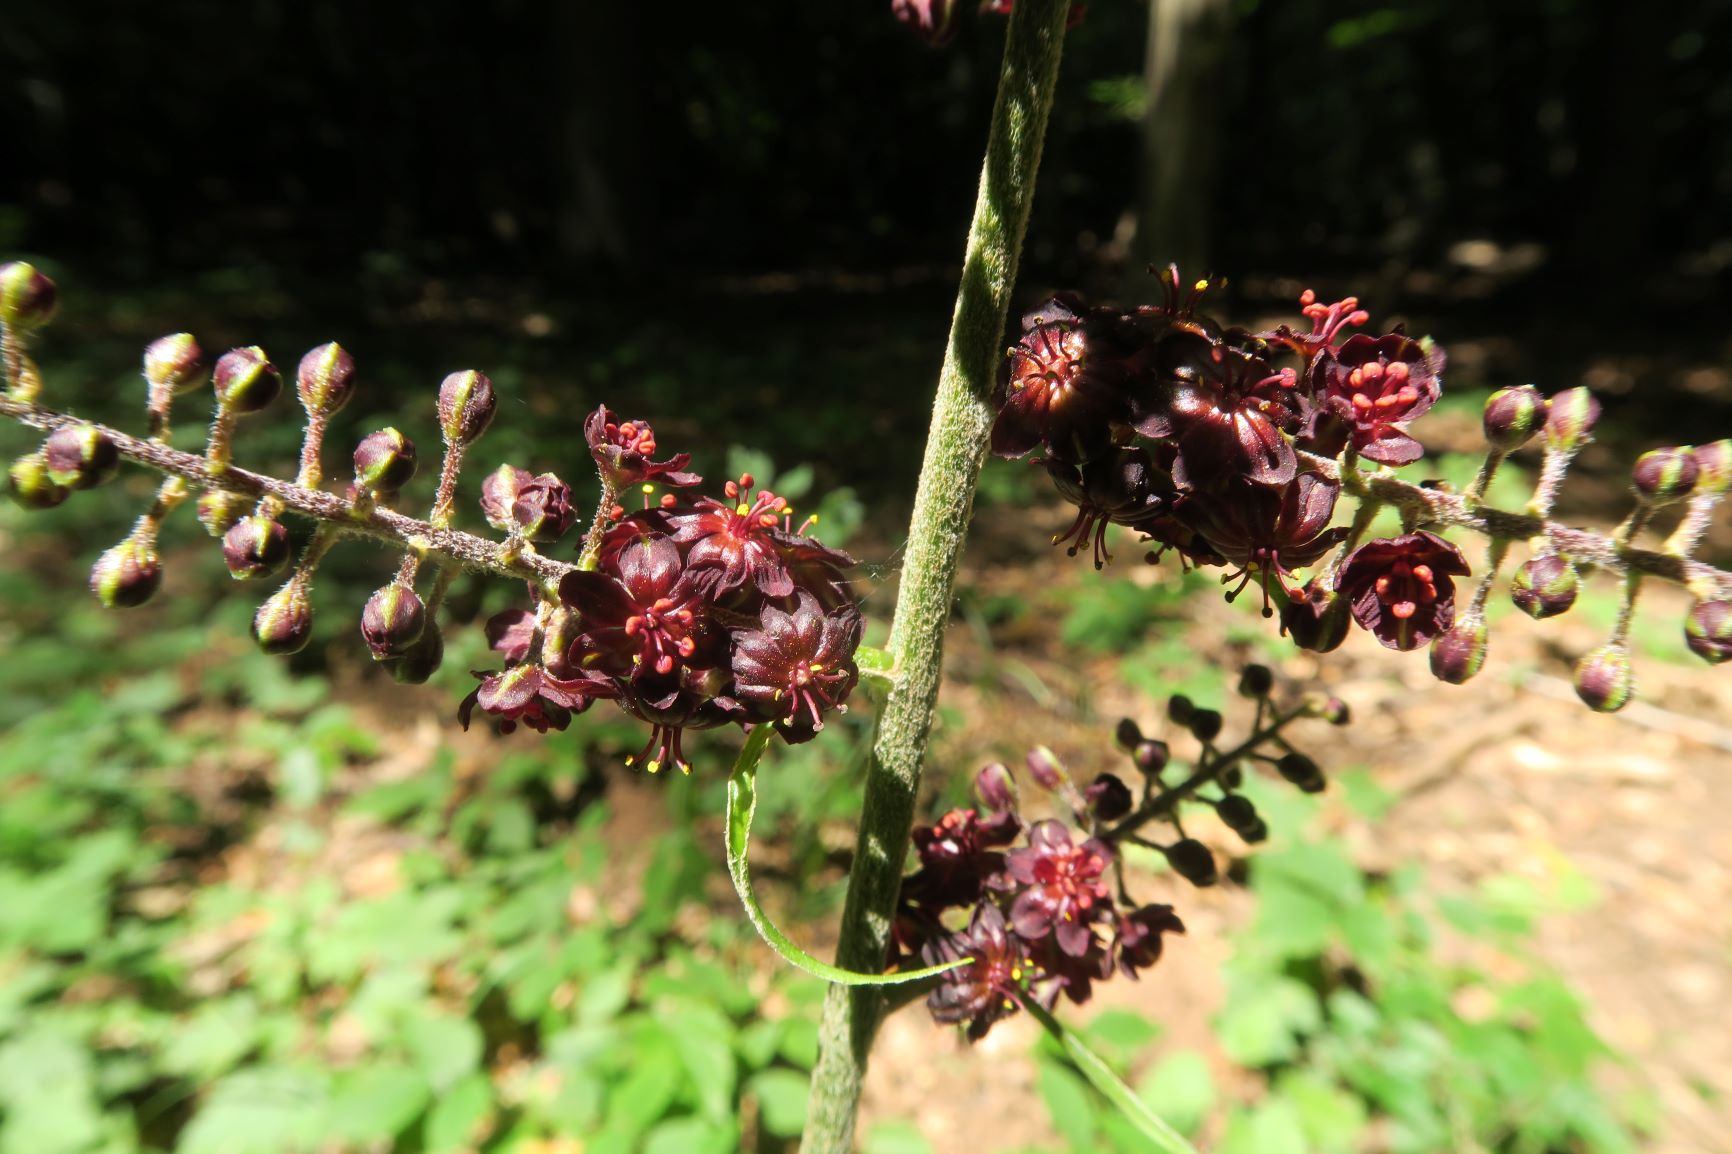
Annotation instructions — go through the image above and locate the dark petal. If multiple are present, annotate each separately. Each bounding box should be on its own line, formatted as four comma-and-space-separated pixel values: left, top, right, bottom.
457, 686, 481, 730
1055, 917, 1092, 958
477, 666, 541, 713
1026, 819, 1071, 852
484, 608, 538, 662
1355, 427, 1425, 465
558, 570, 636, 626
1234, 412, 1299, 486
614, 532, 684, 599
991, 404, 1045, 460
1010, 889, 1052, 941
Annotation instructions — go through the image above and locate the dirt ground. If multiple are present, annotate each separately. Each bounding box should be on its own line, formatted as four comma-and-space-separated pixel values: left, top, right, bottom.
851, 482, 1732, 1154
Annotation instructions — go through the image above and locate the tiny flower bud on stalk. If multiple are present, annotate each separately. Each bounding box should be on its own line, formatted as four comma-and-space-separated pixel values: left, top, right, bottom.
1481, 385, 1545, 453
296, 343, 357, 416
1574, 645, 1634, 712
91, 537, 162, 608
8, 453, 70, 509
253, 581, 314, 655
1510, 553, 1579, 619
1430, 618, 1489, 684
196, 490, 251, 536
1684, 600, 1732, 666
1165, 838, 1218, 886
0, 262, 58, 331
974, 762, 1018, 813
222, 516, 291, 580
212, 347, 281, 414
1631, 447, 1699, 506
387, 623, 444, 684
361, 582, 427, 659
353, 428, 418, 495
144, 334, 207, 395
43, 425, 119, 489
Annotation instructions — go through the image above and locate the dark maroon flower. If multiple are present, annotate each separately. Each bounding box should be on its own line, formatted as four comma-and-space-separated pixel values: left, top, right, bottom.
584, 406, 701, 489
1314, 332, 1443, 465
615, 674, 739, 775
1084, 774, 1133, 822
923, 904, 1027, 1042
484, 607, 539, 664
1006, 820, 1113, 957
1141, 330, 1306, 489
1027, 932, 1113, 1009
1045, 446, 1174, 569
671, 476, 798, 596
1336, 530, 1470, 651
1265, 288, 1369, 363
457, 663, 614, 735
730, 591, 862, 741
480, 465, 577, 543
992, 296, 1153, 465
905, 806, 1020, 910
559, 533, 709, 677
1179, 472, 1346, 615
1115, 904, 1185, 980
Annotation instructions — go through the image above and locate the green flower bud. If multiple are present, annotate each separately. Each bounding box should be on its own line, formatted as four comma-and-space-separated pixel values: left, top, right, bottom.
1631, 446, 1699, 505
0, 262, 58, 330
213, 347, 282, 414
296, 342, 357, 416
1510, 554, 1579, 619
42, 425, 119, 489
360, 582, 426, 659
352, 428, 418, 493
1542, 387, 1601, 454
1165, 838, 1218, 887
253, 583, 313, 655
8, 453, 70, 510
143, 333, 208, 394
1481, 385, 1544, 452
196, 490, 252, 537
1573, 645, 1633, 712
1684, 599, 1732, 666
1429, 619, 1488, 685
91, 539, 161, 608
222, 516, 291, 581
437, 370, 496, 445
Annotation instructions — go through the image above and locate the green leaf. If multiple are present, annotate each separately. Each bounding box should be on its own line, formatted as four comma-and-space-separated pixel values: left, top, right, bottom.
642, 1116, 733, 1154
323, 1063, 431, 1144
725, 726, 965, 986
1135, 1050, 1214, 1138
1023, 999, 1200, 1154
401, 1014, 483, 1092
749, 1068, 811, 1138
1217, 1100, 1306, 1154
856, 644, 897, 686
176, 1067, 329, 1154
422, 1072, 493, 1154
1037, 1058, 1098, 1151
1082, 1009, 1162, 1066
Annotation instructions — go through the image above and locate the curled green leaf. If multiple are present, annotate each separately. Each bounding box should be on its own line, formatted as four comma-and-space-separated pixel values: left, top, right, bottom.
726, 725, 966, 986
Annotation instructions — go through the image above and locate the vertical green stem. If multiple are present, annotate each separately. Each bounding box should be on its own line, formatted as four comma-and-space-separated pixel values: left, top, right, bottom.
800, 2, 1071, 1149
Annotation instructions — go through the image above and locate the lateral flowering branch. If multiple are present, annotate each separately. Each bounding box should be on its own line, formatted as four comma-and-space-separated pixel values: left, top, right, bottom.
993, 268, 1732, 709
897, 667, 1346, 1041
0, 262, 864, 771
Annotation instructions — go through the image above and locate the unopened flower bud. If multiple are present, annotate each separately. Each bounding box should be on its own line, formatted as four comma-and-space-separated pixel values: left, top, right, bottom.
1299, 694, 1351, 726
480, 465, 576, 542
1276, 752, 1325, 793
196, 490, 251, 536
1236, 664, 1274, 699
222, 516, 290, 580
388, 623, 444, 684
1684, 600, 1732, 666
1166, 694, 1195, 726
1690, 440, 1732, 494
0, 262, 58, 330
1217, 795, 1263, 842
1025, 745, 1070, 792
360, 582, 426, 659
43, 425, 119, 489
295, 342, 357, 416
252, 583, 313, 655
1280, 590, 1350, 653
1481, 385, 1545, 452
91, 538, 161, 608
353, 428, 418, 493
1165, 839, 1218, 887
143, 334, 207, 394
213, 347, 282, 414
1133, 739, 1170, 775
1631, 446, 1699, 505
1429, 619, 1488, 685
1188, 708, 1223, 743
1574, 645, 1633, 712
1085, 774, 1133, 822
1114, 717, 1144, 750
1510, 554, 1579, 619
437, 370, 496, 445
974, 761, 1018, 813
8, 453, 70, 510
1543, 387, 1600, 454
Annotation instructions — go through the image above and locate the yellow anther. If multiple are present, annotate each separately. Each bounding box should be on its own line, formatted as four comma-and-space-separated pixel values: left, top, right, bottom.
1194, 279, 1209, 292
736, 503, 751, 516
641, 483, 655, 494
647, 760, 662, 774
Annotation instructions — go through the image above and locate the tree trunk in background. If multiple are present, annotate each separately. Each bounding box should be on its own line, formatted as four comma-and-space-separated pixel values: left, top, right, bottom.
1134, 0, 1233, 282
552, 1, 640, 272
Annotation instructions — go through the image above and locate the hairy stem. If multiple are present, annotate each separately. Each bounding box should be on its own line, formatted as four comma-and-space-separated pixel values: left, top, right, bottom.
0, 396, 572, 586
802, 2, 1073, 1149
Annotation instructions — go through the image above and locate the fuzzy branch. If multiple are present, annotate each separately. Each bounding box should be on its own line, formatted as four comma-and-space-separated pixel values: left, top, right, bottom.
0, 395, 575, 588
